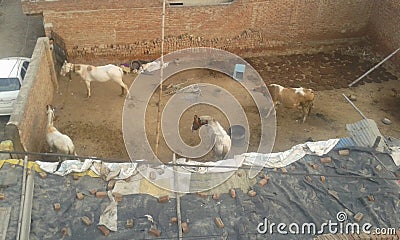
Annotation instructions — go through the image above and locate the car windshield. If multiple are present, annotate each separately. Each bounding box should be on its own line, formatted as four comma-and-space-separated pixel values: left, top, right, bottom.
0, 78, 21, 92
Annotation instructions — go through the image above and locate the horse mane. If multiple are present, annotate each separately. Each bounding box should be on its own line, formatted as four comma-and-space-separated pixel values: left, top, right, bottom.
208, 120, 228, 137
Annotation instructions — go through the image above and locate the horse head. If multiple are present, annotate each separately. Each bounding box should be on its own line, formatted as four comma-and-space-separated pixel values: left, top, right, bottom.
191, 114, 209, 131
60, 60, 73, 76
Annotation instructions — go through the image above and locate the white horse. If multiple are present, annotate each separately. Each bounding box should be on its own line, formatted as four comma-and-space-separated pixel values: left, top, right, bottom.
46, 105, 76, 155
191, 115, 231, 158
60, 60, 131, 98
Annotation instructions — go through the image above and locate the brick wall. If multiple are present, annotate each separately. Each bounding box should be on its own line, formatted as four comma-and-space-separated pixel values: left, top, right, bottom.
367, 0, 400, 64
22, 0, 375, 64
5, 37, 58, 156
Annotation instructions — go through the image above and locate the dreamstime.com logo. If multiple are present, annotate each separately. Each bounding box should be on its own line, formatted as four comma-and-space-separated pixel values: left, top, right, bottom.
122, 48, 276, 193
257, 211, 399, 236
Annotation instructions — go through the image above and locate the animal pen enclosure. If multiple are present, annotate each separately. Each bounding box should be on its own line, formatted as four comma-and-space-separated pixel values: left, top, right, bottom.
50, 43, 400, 163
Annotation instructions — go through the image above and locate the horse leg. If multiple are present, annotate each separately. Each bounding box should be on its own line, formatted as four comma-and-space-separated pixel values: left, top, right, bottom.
85, 80, 91, 98
120, 82, 131, 99
301, 102, 312, 123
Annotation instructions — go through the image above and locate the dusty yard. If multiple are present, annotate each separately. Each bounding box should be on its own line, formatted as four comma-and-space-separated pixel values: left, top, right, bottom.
51, 46, 400, 162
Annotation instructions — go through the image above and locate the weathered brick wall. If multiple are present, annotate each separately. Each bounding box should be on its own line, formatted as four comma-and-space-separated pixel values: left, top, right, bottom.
367, 0, 400, 64
22, 0, 374, 64
5, 37, 58, 156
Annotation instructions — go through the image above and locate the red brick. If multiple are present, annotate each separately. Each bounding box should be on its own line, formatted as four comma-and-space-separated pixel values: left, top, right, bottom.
320, 176, 326, 183
76, 192, 84, 200
320, 157, 332, 163
248, 190, 257, 197
311, 164, 319, 170
81, 216, 92, 226
368, 195, 375, 202
214, 217, 224, 228
39, 172, 47, 179
170, 217, 178, 224
61, 227, 68, 236
354, 212, 364, 222
98, 225, 110, 236
158, 195, 169, 203
89, 189, 97, 195
148, 228, 161, 237
53, 203, 61, 211
212, 193, 220, 200
181, 222, 189, 233
126, 219, 134, 228
229, 189, 236, 198
281, 167, 287, 173
338, 149, 350, 156
258, 178, 268, 187
96, 192, 107, 198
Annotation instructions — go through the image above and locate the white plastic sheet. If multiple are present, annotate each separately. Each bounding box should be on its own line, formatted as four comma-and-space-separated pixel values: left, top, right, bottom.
98, 191, 118, 231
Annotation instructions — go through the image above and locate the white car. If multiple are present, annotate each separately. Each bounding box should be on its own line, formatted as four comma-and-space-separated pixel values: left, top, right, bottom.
0, 57, 30, 116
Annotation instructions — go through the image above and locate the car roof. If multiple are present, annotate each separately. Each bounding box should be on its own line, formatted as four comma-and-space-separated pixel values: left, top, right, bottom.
0, 57, 30, 78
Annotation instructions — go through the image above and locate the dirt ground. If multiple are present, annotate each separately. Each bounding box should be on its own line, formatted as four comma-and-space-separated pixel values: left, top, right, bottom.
52, 45, 400, 163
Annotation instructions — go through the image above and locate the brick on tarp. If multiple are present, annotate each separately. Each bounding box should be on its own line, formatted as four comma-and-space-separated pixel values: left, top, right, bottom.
311, 163, 319, 170
368, 195, 375, 202
170, 217, 177, 223
148, 228, 161, 237
214, 217, 224, 228
354, 212, 364, 222
320, 157, 332, 163
158, 195, 169, 203
181, 222, 189, 233
338, 149, 350, 156
126, 219, 134, 228
229, 189, 236, 198
248, 190, 257, 197
81, 216, 92, 226
61, 227, 68, 237
39, 172, 47, 179
96, 191, 107, 198
98, 225, 110, 236
89, 189, 97, 195
258, 178, 268, 187
320, 176, 326, 183
76, 192, 84, 200
53, 203, 61, 211
212, 193, 220, 200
